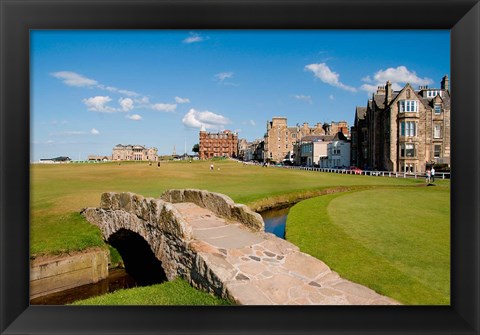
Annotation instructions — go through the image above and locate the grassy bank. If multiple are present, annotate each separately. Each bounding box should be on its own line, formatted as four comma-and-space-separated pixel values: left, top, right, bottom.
71, 278, 232, 305
285, 184, 450, 305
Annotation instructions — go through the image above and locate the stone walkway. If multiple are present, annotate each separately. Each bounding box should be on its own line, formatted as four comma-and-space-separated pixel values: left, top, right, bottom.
172, 202, 400, 305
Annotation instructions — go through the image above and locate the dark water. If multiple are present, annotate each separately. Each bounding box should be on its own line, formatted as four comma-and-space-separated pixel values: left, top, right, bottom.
30, 268, 137, 305
260, 206, 291, 239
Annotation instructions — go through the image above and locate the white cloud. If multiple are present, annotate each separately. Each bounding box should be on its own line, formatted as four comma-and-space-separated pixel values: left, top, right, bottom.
152, 103, 177, 112
214, 72, 234, 82
135, 96, 151, 105
249, 120, 256, 126
126, 114, 143, 121
90, 128, 100, 135
82, 96, 117, 113
183, 32, 206, 44
182, 108, 230, 130
329, 94, 335, 100
117, 89, 139, 97
305, 63, 356, 92
361, 66, 434, 94
51, 71, 98, 87
53, 72, 139, 97
175, 96, 190, 104
49, 130, 86, 136
294, 95, 313, 104
119, 97, 134, 112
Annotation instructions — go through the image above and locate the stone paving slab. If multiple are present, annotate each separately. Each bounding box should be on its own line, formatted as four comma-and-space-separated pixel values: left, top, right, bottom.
173, 202, 400, 306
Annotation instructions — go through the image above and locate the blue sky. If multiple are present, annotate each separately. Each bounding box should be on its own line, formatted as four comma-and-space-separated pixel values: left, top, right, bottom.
31, 30, 450, 161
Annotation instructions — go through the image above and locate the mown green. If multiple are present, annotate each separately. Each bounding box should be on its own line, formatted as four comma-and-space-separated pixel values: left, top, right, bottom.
285, 186, 450, 305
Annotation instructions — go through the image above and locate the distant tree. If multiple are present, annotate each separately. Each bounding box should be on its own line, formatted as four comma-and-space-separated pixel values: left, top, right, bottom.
192, 144, 200, 154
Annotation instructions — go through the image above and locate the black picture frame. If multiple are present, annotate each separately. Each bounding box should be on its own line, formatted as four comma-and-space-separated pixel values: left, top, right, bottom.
1, 0, 479, 334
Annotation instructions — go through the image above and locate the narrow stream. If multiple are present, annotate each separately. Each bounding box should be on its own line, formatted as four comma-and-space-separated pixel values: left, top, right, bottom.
259, 206, 291, 239
30, 268, 137, 305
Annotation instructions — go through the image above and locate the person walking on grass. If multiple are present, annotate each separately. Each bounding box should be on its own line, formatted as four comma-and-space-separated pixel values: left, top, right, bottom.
431, 166, 435, 182
425, 168, 431, 184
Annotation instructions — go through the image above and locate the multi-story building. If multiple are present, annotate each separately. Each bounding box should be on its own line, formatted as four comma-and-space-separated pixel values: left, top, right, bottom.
320, 135, 351, 168
112, 144, 158, 161
351, 76, 450, 172
264, 117, 349, 163
199, 128, 238, 159
242, 139, 264, 162
237, 139, 249, 160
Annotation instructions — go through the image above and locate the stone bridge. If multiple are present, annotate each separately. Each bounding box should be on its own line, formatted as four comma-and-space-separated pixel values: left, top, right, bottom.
81, 189, 399, 305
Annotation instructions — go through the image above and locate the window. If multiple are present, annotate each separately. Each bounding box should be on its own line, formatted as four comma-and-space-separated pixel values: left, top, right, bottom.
399, 100, 418, 113
434, 124, 442, 138
400, 143, 415, 158
400, 121, 417, 137
427, 90, 440, 98
434, 104, 442, 114
292, 133, 297, 138
434, 145, 441, 158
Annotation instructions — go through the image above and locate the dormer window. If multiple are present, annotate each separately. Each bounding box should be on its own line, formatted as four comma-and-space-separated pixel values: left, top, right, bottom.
427, 90, 441, 98
434, 104, 442, 114
399, 100, 418, 113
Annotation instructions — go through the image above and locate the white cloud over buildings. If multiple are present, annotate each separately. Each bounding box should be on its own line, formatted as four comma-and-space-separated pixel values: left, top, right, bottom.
360, 66, 434, 94
305, 63, 356, 92
182, 108, 230, 130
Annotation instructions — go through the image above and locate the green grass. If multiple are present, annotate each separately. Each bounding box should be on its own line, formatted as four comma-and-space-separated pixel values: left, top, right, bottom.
31, 160, 449, 305
31, 159, 421, 256
285, 186, 450, 305
71, 278, 232, 305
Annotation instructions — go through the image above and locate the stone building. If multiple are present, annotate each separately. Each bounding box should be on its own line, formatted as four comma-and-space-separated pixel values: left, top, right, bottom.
350, 76, 450, 172
199, 127, 238, 159
112, 144, 158, 161
264, 117, 349, 163
242, 139, 264, 162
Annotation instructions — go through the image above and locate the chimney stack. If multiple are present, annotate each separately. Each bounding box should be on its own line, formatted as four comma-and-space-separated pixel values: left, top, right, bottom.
441, 75, 449, 91
385, 81, 392, 104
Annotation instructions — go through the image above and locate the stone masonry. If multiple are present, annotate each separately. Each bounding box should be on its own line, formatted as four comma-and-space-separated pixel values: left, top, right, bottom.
81, 189, 399, 305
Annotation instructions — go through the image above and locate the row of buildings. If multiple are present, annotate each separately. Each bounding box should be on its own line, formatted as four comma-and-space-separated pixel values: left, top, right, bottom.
197, 76, 450, 173
89, 76, 450, 173
198, 118, 351, 169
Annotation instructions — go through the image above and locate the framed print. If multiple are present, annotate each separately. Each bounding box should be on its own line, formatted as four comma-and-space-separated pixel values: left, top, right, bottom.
1, 0, 479, 334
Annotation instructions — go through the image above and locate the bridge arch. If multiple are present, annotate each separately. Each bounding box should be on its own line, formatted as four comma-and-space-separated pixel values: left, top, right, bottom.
107, 228, 167, 286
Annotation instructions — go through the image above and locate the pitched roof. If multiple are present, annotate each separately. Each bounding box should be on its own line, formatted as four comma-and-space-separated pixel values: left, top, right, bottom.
355, 107, 367, 120
301, 135, 335, 142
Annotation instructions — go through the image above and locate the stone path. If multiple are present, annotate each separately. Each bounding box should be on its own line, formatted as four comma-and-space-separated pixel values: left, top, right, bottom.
173, 202, 400, 305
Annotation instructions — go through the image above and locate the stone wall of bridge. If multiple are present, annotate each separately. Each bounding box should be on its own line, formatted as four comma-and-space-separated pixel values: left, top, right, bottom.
81, 189, 264, 297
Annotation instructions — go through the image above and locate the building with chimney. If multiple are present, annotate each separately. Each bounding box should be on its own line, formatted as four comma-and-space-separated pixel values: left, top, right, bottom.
350, 76, 450, 172
198, 127, 238, 159
264, 117, 349, 164
112, 144, 158, 161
